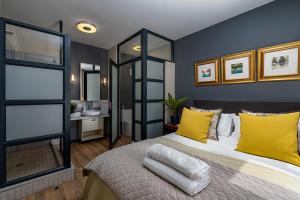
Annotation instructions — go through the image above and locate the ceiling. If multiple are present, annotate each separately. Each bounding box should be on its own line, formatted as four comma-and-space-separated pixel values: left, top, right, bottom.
2, 0, 274, 49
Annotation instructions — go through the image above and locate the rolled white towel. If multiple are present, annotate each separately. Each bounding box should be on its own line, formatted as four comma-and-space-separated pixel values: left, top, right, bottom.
148, 144, 210, 180
143, 157, 210, 195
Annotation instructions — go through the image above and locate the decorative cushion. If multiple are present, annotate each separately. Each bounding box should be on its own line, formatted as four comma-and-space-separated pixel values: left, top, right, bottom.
236, 112, 300, 166
217, 113, 235, 137
190, 107, 222, 140
241, 110, 300, 153
176, 108, 214, 143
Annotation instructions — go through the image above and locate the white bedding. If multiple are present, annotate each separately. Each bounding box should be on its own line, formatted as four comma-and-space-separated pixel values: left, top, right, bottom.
163, 133, 300, 178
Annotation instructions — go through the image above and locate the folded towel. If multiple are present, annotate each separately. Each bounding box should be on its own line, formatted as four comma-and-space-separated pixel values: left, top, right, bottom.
148, 144, 210, 180
143, 157, 210, 195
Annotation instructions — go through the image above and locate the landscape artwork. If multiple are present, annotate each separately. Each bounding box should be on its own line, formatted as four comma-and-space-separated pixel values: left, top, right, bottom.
194, 58, 220, 86
231, 63, 243, 74
271, 55, 289, 70
202, 68, 211, 78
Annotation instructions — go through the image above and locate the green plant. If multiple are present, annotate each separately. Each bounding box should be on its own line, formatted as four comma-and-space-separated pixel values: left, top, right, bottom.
70, 103, 77, 113
164, 93, 188, 116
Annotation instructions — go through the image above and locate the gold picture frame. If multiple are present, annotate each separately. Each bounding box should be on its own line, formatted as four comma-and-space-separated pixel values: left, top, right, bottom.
194, 58, 220, 86
221, 50, 256, 84
258, 41, 300, 82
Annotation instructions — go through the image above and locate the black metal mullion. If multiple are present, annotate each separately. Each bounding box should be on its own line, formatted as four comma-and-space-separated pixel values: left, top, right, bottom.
0, 18, 6, 187
147, 119, 164, 124
63, 35, 71, 168
5, 59, 64, 70
132, 61, 136, 142
5, 100, 64, 105
3, 18, 65, 37
146, 79, 164, 83
4, 133, 64, 147
141, 29, 147, 140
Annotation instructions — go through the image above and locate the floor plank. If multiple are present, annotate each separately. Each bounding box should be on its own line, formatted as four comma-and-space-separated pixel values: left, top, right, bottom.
24, 136, 131, 200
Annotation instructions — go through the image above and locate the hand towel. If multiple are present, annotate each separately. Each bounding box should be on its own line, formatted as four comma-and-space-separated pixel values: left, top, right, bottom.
148, 143, 210, 180
143, 157, 210, 195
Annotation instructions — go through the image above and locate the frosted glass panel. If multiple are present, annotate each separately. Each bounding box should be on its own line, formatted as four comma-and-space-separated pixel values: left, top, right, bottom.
6, 65, 63, 100
135, 103, 141, 121
6, 24, 63, 65
147, 34, 171, 61
135, 82, 141, 100
119, 34, 141, 63
135, 123, 141, 141
147, 82, 163, 100
6, 139, 63, 181
86, 73, 100, 101
147, 60, 164, 80
147, 102, 163, 121
111, 65, 119, 143
6, 105, 63, 141
135, 60, 141, 79
147, 122, 163, 139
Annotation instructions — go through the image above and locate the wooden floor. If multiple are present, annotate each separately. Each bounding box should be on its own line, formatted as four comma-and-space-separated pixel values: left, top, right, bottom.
24, 136, 131, 200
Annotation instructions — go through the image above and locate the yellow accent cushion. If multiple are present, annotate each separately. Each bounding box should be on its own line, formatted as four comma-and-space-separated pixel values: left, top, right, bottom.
176, 108, 214, 143
236, 112, 300, 166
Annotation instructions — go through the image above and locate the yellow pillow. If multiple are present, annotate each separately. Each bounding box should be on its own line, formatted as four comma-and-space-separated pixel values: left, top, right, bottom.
176, 108, 214, 143
236, 112, 300, 166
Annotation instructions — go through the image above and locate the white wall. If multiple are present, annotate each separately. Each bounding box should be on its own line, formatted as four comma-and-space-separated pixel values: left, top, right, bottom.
164, 61, 175, 123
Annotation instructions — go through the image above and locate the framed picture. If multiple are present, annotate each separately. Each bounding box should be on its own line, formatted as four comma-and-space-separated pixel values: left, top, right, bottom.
194, 58, 220, 86
258, 41, 300, 82
221, 50, 256, 84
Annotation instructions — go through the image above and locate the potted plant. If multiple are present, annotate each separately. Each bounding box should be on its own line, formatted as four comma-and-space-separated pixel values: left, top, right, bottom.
164, 93, 188, 124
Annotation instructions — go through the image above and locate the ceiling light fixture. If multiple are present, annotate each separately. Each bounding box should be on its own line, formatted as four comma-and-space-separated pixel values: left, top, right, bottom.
132, 44, 141, 52
76, 21, 97, 33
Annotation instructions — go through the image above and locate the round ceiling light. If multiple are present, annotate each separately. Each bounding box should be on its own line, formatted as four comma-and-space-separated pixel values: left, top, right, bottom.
132, 44, 141, 52
76, 21, 97, 33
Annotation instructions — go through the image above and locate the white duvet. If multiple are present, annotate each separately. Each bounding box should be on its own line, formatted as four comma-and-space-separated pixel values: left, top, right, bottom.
163, 133, 300, 178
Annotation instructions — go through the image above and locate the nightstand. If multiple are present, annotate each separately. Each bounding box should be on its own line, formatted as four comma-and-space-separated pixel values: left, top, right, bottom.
164, 123, 179, 135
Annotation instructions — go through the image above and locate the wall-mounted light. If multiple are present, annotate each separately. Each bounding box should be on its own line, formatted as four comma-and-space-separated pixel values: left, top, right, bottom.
76, 21, 97, 34
132, 44, 141, 52
71, 74, 76, 85
103, 77, 107, 87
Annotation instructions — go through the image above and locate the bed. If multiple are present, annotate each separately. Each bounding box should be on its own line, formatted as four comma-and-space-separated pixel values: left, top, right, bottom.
83, 100, 300, 200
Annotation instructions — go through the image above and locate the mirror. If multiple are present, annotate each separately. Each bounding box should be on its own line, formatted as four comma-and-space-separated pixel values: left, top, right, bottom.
80, 63, 101, 101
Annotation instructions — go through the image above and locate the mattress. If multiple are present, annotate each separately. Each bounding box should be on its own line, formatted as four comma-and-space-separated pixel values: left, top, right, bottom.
164, 133, 300, 178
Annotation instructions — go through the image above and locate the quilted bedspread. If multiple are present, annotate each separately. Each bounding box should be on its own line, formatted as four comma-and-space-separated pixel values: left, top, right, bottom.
85, 138, 300, 200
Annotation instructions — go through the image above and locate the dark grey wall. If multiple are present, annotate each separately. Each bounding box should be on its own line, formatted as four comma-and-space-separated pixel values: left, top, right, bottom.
175, 0, 300, 103
70, 41, 108, 100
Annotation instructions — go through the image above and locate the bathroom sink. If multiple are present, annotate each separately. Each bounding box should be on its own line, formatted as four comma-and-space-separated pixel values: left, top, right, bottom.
82, 110, 101, 117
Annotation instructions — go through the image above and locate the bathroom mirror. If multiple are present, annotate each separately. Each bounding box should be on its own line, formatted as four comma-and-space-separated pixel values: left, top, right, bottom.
80, 63, 101, 101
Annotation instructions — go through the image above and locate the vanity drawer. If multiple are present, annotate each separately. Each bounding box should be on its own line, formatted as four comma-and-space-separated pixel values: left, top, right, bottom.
82, 118, 103, 132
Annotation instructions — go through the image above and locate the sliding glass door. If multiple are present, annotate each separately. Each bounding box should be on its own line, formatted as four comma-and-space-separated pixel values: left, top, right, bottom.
0, 18, 70, 187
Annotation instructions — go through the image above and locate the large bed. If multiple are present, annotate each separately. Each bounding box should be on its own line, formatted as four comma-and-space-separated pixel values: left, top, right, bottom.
83, 100, 300, 200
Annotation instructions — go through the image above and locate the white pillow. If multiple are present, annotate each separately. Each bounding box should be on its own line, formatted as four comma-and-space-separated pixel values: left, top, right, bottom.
217, 113, 235, 137
232, 115, 240, 138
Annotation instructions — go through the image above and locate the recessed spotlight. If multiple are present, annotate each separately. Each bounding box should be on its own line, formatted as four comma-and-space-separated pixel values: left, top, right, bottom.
76, 21, 97, 33
132, 44, 141, 52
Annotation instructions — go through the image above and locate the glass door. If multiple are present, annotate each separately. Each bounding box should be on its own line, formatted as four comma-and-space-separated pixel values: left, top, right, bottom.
109, 59, 119, 149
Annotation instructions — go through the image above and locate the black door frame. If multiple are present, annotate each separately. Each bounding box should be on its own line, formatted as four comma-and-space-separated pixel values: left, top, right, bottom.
109, 59, 119, 149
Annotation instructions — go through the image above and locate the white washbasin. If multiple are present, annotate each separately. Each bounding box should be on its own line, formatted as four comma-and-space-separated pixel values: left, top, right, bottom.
82, 110, 101, 117
71, 112, 81, 118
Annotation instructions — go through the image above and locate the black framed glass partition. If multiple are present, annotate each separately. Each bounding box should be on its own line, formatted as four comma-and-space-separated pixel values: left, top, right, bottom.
0, 18, 70, 187
117, 29, 173, 142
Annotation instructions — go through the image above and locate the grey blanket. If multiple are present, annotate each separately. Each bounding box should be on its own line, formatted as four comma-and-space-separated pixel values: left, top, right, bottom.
85, 139, 300, 200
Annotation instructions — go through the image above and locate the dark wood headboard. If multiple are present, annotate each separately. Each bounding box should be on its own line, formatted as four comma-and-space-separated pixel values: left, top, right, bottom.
193, 100, 300, 113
